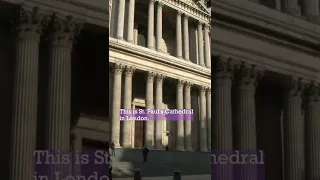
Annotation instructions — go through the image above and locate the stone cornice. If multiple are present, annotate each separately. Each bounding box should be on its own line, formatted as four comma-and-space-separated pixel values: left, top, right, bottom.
212, 0, 320, 46
162, 0, 210, 24
109, 38, 211, 87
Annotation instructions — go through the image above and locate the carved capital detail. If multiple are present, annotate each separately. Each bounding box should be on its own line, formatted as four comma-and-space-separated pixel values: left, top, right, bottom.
235, 62, 263, 88
124, 66, 135, 77
212, 56, 233, 80
155, 74, 165, 83
15, 6, 49, 41
199, 86, 207, 92
158, 1, 164, 7
177, 80, 185, 88
282, 77, 303, 100
50, 14, 84, 48
150, 0, 156, 4
147, 72, 155, 82
305, 82, 320, 102
206, 88, 211, 95
185, 82, 192, 90
112, 63, 124, 74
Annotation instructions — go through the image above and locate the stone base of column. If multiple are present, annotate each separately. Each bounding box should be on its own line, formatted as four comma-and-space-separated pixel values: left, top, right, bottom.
176, 147, 185, 151
122, 144, 132, 148
114, 143, 122, 148
185, 147, 193, 151
200, 148, 208, 152
117, 36, 124, 40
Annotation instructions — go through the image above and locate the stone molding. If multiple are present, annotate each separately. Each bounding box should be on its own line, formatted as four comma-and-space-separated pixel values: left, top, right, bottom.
109, 38, 211, 87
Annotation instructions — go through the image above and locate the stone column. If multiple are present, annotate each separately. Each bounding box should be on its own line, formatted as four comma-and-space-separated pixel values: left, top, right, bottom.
176, 80, 185, 151
303, 0, 320, 22
283, 0, 300, 16
122, 66, 135, 148
71, 131, 82, 176
147, 0, 155, 49
144, 72, 155, 148
199, 86, 207, 151
9, 7, 47, 180
183, 15, 190, 61
155, 74, 165, 149
204, 24, 211, 68
197, 22, 205, 66
305, 83, 320, 180
176, 11, 182, 59
127, 0, 135, 43
282, 78, 305, 180
110, 64, 124, 147
46, 15, 83, 151
211, 57, 233, 180
206, 88, 211, 151
184, 82, 193, 151
234, 63, 262, 180
156, 2, 163, 52
117, 0, 126, 39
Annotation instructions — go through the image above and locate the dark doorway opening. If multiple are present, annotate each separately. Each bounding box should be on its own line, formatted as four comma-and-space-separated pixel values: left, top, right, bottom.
134, 106, 145, 149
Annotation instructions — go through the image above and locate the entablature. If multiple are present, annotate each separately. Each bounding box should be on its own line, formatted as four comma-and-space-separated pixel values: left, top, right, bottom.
163, 0, 210, 24
109, 38, 211, 87
212, 0, 320, 46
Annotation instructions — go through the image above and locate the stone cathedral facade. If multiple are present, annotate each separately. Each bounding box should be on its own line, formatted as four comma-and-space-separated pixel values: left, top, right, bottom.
109, 0, 211, 152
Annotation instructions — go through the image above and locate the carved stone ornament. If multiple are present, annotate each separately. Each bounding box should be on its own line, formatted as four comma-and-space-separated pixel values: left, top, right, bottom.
15, 7, 49, 41
305, 82, 320, 102
235, 62, 263, 88
155, 74, 166, 83
177, 80, 185, 88
50, 14, 84, 48
185, 82, 192, 89
112, 63, 124, 74
282, 77, 303, 100
212, 56, 233, 79
124, 66, 136, 77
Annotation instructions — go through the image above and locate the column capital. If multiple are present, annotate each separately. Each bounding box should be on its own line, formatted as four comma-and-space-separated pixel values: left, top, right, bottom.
112, 63, 125, 74
49, 14, 84, 48
212, 56, 233, 79
183, 14, 189, 19
204, 24, 210, 30
157, 1, 164, 7
177, 80, 185, 88
199, 85, 207, 92
124, 66, 136, 77
185, 82, 192, 89
14, 6, 49, 41
150, 0, 156, 4
235, 62, 264, 88
155, 73, 166, 83
206, 88, 211, 95
177, 10, 183, 16
282, 77, 303, 100
197, 21, 203, 27
147, 72, 155, 81
305, 82, 320, 102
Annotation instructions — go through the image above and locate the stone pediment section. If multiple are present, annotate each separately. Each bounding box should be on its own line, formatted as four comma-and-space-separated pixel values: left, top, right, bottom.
164, 0, 210, 23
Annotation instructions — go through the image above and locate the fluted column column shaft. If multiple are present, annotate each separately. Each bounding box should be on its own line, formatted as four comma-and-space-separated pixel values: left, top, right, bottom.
156, 2, 163, 51
184, 82, 192, 151
127, 0, 135, 43
144, 72, 155, 148
305, 85, 320, 180
206, 89, 211, 151
283, 80, 305, 180
147, 0, 155, 49
122, 67, 135, 147
46, 16, 82, 151
183, 15, 190, 61
304, 0, 319, 17
204, 25, 211, 68
176, 80, 184, 150
155, 74, 165, 149
197, 23, 204, 66
176, 12, 182, 59
212, 59, 233, 180
117, 0, 126, 39
199, 86, 207, 151
111, 64, 124, 147
9, 7, 47, 180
